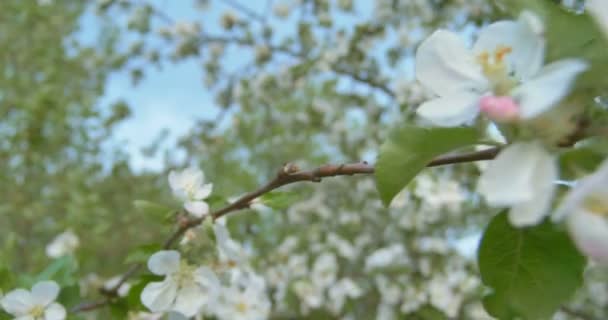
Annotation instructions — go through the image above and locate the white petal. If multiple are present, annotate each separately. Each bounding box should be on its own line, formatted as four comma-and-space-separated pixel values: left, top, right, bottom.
513, 59, 588, 119
554, 160, 608, 221
194, 183, 213, 200
44, 303, 66, 320
184, 201, 209, 218
588, 0, 608, 37
172, 282, 206, 317
568, 209, 608, 264
474, 15, 545, 81
416, 30, 487, 97
508, 161, 556, 227
416, 92, 480, 127
478, 142, 553, 206
15, 316, 35, 320
148, 250, 181, 275
1, 289, 34, 316
194, 267, 221, 291
141, 279, 178, 313
31, 281, 60, 307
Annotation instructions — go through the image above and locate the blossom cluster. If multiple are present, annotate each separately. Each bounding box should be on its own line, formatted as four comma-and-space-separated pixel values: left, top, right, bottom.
414, 10, 608, 262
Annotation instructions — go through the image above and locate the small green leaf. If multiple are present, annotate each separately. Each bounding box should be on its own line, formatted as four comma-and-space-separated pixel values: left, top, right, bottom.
559, 147, 605, 180
478, 212, 585, 319
124, 243, 163, 265
133, 200, 174, 221
259, 191, 300, 210
375, 126, 479, 205
33, 256, 78, 286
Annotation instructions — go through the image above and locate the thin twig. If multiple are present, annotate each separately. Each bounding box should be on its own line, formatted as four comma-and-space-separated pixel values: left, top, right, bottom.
221, 0, 265, 22
70, 147, 499, 313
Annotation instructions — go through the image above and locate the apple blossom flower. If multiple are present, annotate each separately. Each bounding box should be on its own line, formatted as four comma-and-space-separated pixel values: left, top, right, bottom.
311, 252, 338, 289
588, 0, 608, 37
328, 278, 363, 314
554, 160, 608, 263
168, 167, 213, 217
478, 141, 557, 226
415, 11, 587, 126
141, 250, 220, 317
213, 273, 271, 320
1, 281, 66, 320
213, 223, 249, 269
45, 230, 79, 258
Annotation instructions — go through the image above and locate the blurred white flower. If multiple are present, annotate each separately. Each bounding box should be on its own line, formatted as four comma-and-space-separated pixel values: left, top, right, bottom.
311, 252, 338, 289
365, 244, 408, 271
141, 250, 219, 317
46, 230, 79, 258
214, 223, 249, 269
554, 160, 608, 263
293, 280, 324, 312
104, 276, 131, 297
1, 281, 66, 320
169, 167, 213, 217
478, 141, 557, 226
214, 274, 271, 320
416, 11, 587, 126
428, 277, 462, 318
588, 0, 608, 36
328, 278, 363, 314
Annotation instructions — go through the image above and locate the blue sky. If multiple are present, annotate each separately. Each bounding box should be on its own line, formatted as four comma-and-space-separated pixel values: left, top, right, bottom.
81, 0, 378, 171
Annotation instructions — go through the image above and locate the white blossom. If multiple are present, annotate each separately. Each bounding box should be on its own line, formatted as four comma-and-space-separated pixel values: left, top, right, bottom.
328, 278, 363, 314
213, 274, 271, 320
168, 167, 213, 217
311, 252, 338, 289
365, 244, 408, 271
1, 281, 66, 320
554, 160, 608, 263
140, 250, 220, 317
45, 230, 79, 258
588, 0, 608, 36
478, 141, 557, 226
415, 11, 587, 126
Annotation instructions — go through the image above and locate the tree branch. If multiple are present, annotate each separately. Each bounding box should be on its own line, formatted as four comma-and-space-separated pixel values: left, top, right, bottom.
70, 146, 499, 313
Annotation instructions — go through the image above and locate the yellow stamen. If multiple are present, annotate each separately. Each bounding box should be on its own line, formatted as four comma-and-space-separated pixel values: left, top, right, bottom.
583, 195, 608, 217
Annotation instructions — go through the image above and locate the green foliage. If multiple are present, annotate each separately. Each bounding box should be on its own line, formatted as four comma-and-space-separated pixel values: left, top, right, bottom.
478, 212, 585, 319
133, 200, 175, 223
124, 243, 163, 265
375, 126, 479, 205
258, 191, 301, 210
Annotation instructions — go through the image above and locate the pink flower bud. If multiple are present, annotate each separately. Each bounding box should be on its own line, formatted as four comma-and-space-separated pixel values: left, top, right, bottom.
479, 95, 520, 122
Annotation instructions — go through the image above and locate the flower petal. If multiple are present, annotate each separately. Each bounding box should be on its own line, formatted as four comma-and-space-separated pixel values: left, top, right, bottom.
416, 92, 480, 127
44, 302, 66, 320
568, 209, 608, 264
194, 183, 213, 200
478, 142, 554, 208
172, 282, 206, 317
31, 281, 60, 307
507, 158, 556, 227
141, 279, 178, 313
194, 267, 221, 291
513, 59, 588, 119
1, 289, 34, 316
416, 30, 487, 97
148, 250, 181, 275
184, 201, 209, 218
473, 13, 545, 81
588, 0, 608, 37
15, 316, 35, 320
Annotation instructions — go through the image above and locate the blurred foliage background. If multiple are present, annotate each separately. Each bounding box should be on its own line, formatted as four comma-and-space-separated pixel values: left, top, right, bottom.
1, 0, 607, 319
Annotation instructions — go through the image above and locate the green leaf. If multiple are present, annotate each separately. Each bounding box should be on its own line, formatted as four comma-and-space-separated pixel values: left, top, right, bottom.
259, 191, 300, 210
559, 147, 605, 180
478, 212, 585, 319
33, 256, 79, 286
133, 200, 174, 222
124, 243, 163, 265
375, 126, 479, 205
